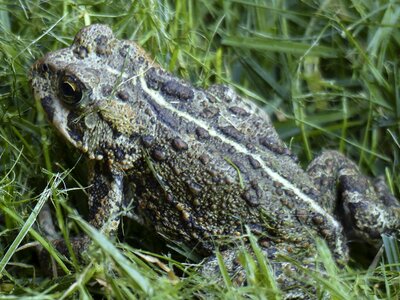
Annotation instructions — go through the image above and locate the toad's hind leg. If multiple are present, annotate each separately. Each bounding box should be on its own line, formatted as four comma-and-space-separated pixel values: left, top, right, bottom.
307, 150, 400, 247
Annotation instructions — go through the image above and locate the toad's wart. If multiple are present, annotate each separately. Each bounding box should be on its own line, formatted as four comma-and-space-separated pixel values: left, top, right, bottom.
31, 24, 400, 298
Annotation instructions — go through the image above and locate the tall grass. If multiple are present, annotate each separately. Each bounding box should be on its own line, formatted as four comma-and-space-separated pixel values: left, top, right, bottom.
0, 0, 399, 298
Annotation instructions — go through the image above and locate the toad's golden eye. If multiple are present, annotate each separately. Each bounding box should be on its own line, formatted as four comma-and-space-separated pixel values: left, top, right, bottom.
58, 74, 84, 105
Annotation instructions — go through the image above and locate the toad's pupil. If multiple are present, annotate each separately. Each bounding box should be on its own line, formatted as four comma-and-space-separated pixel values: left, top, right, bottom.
60, 80, 82, 104
62, 82, 76, 97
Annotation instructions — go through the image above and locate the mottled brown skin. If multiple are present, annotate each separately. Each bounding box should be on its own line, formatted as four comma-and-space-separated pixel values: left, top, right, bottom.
31, 25, 400, 297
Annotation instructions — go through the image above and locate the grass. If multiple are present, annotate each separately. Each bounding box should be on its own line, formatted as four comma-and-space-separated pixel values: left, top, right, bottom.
0, 0, 400, 298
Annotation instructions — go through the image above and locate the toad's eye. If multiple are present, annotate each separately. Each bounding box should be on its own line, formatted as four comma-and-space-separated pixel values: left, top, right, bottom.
58, 74, 84, 105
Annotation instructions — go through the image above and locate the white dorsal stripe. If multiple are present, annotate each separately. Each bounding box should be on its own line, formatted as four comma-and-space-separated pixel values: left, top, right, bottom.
136, 76, 341, 231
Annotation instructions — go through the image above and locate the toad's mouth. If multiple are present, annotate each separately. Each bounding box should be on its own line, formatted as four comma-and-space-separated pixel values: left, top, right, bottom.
33, 89, 80, 150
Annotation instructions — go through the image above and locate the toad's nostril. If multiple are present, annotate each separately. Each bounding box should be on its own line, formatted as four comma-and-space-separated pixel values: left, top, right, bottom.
31, 58, 56, 77
40, 63, 49, 73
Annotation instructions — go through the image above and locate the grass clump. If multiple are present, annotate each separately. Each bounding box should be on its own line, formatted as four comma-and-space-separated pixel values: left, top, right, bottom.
1, 0, 400, 298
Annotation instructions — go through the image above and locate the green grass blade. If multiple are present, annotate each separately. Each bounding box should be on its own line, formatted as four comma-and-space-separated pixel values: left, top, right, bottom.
72, 216, 153, 295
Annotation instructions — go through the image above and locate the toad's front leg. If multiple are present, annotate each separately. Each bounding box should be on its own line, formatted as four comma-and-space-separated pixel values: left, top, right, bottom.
38, 161, 124, 273
87, 160, 124, 237
41, 160, 124, 261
